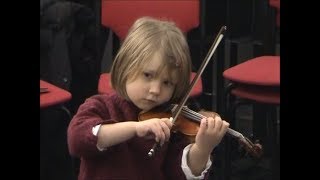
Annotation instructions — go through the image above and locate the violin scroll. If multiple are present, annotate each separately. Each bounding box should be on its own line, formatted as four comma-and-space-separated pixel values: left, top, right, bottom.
238, 136, 263, 158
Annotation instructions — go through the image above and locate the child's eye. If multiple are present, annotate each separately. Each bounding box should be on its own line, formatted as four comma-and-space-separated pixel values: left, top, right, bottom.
143, 72, 152, 79
163, 80, 174, 87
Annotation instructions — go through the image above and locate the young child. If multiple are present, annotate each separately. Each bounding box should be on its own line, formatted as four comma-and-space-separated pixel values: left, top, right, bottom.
67, 17, 229, 180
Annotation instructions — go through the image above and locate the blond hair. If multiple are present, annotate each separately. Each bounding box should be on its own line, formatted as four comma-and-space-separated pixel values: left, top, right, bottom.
110, 17, 192, 103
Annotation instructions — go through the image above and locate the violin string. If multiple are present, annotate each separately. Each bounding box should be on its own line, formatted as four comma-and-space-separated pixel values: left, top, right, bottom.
244, 136, 255, 147
181, 107, 204, 122
181, 107, 244, 139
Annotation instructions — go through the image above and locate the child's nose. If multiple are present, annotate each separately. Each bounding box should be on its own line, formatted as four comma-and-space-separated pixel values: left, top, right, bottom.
149, 81, 161, 95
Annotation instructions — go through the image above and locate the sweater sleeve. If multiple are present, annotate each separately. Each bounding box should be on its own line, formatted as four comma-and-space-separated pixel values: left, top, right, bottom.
67, 95, 116, 158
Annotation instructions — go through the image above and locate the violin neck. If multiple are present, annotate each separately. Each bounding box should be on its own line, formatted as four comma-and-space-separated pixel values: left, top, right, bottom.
178, 106, 244, 139
174, 106, 260, 155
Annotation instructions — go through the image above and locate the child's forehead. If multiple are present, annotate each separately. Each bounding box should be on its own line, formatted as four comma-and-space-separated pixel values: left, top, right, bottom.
144, 52, 175, 69
138, 50, 181, 76
142, 61, 171, 75
143, 54, 161, 67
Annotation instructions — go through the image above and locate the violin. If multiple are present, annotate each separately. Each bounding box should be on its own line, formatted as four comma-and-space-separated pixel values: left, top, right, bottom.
142, 26, 263, 158
139, 104, 263, 159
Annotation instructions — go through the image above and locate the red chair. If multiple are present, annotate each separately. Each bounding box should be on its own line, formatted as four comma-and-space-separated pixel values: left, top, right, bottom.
222, 56, 280, 180
40, 80, 76, 180
98, 0, 203, 97
40, 80, 72, 109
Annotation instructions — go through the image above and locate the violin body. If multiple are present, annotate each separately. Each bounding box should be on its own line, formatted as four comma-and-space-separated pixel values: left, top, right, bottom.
138, 105, 199, 143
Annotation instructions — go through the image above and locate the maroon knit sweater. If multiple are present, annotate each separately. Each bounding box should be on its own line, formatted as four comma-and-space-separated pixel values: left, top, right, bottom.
68, 93, 211, 180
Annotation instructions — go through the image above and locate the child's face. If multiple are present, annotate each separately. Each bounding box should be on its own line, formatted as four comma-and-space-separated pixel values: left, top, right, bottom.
126, 53, 177, 112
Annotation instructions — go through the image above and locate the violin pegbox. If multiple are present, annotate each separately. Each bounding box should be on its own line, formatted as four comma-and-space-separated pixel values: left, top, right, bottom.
238, 136, 263, 159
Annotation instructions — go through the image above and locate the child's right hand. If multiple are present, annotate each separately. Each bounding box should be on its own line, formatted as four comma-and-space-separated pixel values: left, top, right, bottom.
135, 118, 173, 146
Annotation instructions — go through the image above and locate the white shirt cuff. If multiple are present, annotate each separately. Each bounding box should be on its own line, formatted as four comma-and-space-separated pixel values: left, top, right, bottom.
181, 144, 212, 180
92, 124, 107, 151
92, 124, 101, 136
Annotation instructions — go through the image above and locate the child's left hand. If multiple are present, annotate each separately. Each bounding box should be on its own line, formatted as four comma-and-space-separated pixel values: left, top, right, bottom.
194, 114, 229, 155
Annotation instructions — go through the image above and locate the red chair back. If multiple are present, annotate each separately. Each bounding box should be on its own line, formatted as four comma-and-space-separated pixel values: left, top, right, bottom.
101, 0, 200, 40
99, 0, 203, 97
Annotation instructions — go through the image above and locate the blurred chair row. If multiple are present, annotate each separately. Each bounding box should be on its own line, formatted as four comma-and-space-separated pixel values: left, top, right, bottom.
221, 0, 280, 179
222, 56, 280, 180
